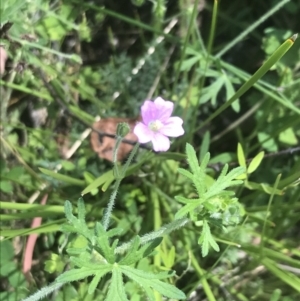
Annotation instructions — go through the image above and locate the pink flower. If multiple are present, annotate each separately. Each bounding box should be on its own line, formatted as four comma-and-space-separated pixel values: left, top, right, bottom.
134, 97, 184, 152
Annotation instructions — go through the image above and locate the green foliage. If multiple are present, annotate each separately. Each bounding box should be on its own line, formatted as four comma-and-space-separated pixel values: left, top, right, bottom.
1, 0, 300, 300
0, 240, 26, 299
44, 253, 65, 274
237, 143, 284, 195
180, 57, 241, 112
197, 219, 220, 256
175, 143, 244, 256
41, 198, 185, 301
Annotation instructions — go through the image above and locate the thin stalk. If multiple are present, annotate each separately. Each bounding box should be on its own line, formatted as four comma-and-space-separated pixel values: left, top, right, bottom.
220, 60, 300, 115
0, 49, 22, 123
103, 134, 125, 230
0, 79, 53, 101
189, 0, 218, 143
209, 274, 249, 301
190, 251, 216, 301
211, 101, 263, 142
206, 0, 218, 56
0, 136, 42, 182
0, 212, 64, 221
0, 201, 63, 211
215, 0, 291, 58
20, 282, 64, 301
12, 37, 81, 62
154, 190, 163, 301
115, 217, 189, 254
2, 220, 64, 238
152, 190, 162, 287
260, 174, 281, 255
172, 0, 202, 97
120, 142, 140, 178
198, 34, 297, 130
102, 179, 121, 231
103, 137, 139, 231
112, 136, 124, 178
79, 3, 175, 41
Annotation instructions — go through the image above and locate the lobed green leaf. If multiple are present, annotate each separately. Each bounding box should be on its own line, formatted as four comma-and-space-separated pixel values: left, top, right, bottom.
105, 267, 128, 301
186, 143, 199, 174
120, 266, 186, 300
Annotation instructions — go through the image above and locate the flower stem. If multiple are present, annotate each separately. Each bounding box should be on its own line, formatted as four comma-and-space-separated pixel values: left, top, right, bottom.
112, 135, 123, 178
115, 217, 189, 254
103, 136, 139, 231
102, 179, 121, 231
190, 251, 217, 301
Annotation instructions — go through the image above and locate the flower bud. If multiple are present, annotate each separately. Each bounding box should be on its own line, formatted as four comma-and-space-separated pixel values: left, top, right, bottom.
116, 122, 130, 138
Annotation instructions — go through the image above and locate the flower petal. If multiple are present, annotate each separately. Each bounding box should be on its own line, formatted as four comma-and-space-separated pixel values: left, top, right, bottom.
160, 117, 184, 137
151, 133, 170, 152
141, 100, 159, 125
153, 97, 174, 122
133, 122, 152, 143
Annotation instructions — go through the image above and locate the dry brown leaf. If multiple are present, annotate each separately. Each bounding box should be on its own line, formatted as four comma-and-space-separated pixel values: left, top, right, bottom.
91, 117, 138, 161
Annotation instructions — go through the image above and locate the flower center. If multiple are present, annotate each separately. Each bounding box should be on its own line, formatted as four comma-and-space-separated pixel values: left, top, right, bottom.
148, 120, 163, 132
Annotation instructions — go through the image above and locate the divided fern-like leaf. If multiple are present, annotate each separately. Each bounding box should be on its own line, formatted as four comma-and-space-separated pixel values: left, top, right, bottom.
177, 168, 194, 181
118, 236, 162, 265
120, 266, 186, 301
62, 199, 94, 241
186, 143, 200, 174
56, 266, 110, 283
198, 220, 220, 257
56, 198, 186, 300
204, 165, 244, 200
176, 144, 245, 256
94, 222, 116, 264
105, 266, 129, 301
